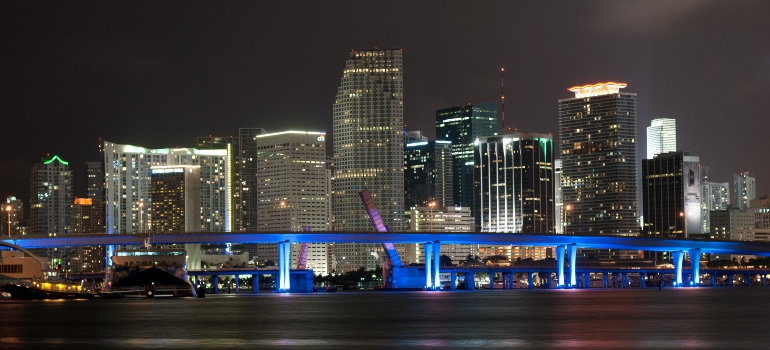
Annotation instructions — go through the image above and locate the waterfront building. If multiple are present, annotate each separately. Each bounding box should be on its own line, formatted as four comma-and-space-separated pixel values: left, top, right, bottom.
197, 136, 241, 232
734, 172, 756, 211
103, 142, 229, 235
331, 48, 405, 272
436, 102, 498, 216
642, 152, 702, 238
474, 133, 555, 233
646, 118, 676, 159
404, 140, 453, 208
255, 131, 330, 274
701, 182, 730, 234
68, 198, 105, 273
30, 155, 72, 237
404, 206, 476, 265
150, 166, 201, 234
710, 207, 755, 241
558, 82, 638, 235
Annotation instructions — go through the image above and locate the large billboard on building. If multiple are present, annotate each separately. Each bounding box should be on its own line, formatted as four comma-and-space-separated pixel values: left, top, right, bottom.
683, 157, 702, 234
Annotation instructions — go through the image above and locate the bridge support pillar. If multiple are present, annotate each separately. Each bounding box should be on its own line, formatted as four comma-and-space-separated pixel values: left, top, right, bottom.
584, 272, 591, 288
212, 275, 219, 294
278, 241, 291, 292
745, 274, 750, 286
234, 275, 240, 294
252, 274, 258, 293
527, 272, 533, 289
424, 243, 433, 289
568, 244, 577, 288
672, 251, 685, 286
641, 272, 647, 288
433, 242, 440, 289
556, 245, 566, 288
603, 272, 608, 288
711, 274, 717, 286
621, 273, 628, 288
763, 274, 767, 287
688, 249, 700, 286
466, 272, 475, 290
450, 271, 457, 290
489, 272, 495, 290
728, 273, 734, 286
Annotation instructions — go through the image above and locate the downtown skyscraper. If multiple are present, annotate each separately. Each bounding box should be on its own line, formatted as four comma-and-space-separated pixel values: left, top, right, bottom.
734, 171, 756, 211
559, 83, 638, 235
436, 102, 497, 217
30, 155, 72, 236
646, 118, 676, 159
332, 48, 404, 272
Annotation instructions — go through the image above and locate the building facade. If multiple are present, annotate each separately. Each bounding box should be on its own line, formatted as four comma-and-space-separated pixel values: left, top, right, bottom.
3, 196, 23, 237
558, 82, 638, 235
404, 140, 453, 209
30, 155, 72, 236
197, 136, 241, 232
436, 102, 498, 215
103, 142, 229, 235
331, 48, 405, 272
710, 207, 755, 241
734, 172, 756, 211
239, 128, 267, 231
150, 166, 201, 233
646, 118, 676, 159
474, 133, 555, 233
642, 152, 702, 238
701, 182, 730, 234
405, 206, 476, 265
69, 197, 106, 272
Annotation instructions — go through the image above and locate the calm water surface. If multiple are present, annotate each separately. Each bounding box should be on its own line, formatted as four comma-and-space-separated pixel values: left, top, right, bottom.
2, 288, 769, 349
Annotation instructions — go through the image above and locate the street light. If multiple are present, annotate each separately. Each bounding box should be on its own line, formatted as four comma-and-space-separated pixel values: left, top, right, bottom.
428, 201, 436, 232
563, 205, 572, 234
6, 205, 11, 238
680, 211, 688, 239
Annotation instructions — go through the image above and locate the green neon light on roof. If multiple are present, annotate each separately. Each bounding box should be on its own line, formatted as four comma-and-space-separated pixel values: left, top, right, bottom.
43, 155, 69, 165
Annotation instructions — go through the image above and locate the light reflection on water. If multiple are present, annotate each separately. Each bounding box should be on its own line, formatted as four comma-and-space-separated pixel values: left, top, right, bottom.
1, 288, 769, 349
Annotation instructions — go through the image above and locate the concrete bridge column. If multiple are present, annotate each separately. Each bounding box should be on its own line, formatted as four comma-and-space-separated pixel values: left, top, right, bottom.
424, 243, 433, 289
711, 273, 717, 286
688, 249, 700, 286
621, 273, 628, 288
212, 275, 219, 294
603, 272, 608, 288
277, 241, 291, 292
640, 272, 647, 288
584, 272, 591, 289
763, 274, 767, 287
450, 271, 457, 290
744, 273, 750, 286
466, 272, 475, 290
672, 251, 685, 286
252, 274, 258, 293
556, 245, 566, 288
728, 273, 734, 286
433, 242, 440, 289
527, 272, 533, 289
568, 244, 577, 288
234, 274, 240, 294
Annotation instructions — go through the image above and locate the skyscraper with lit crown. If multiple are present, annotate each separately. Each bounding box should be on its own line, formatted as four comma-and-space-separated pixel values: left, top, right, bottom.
646, 118, 676, 159
559, 82, 638, 235
332, 48, 404, 272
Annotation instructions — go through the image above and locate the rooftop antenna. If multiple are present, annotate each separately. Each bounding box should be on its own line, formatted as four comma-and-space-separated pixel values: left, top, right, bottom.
501, 68, 505, 131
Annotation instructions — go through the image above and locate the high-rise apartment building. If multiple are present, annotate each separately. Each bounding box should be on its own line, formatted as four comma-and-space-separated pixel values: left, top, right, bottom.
150, 166, 201, 233
404, 140, 453, 209
554, 159, 564, 233
558, 82, 638, 235
103, 142, 229, 235
30, 155, 72, 236
642, 152, 702, 238
69, 197, 105, 272
197, 136, 241, 232
646, 118, 676, 159
734, 172, 756, 211
331, 48, 405, 273
474, 133, 555, 233
86, 161, 104, 201
239, 128, 267, 231
701, 182, 730, 234
436, 102, 498, 215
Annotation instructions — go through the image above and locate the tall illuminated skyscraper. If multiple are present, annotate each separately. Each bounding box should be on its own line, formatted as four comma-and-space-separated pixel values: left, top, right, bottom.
404, 139, 453, 208
646, 118, 676, 159
239, 128, 267, 231
332, 48, 404, 272
197, 136, 240, 232
734, 172, 756, 211
701, 181, 730, 233
436, 102, 498, 216
642, 152, 701, 238
30, 155, 72, 236
559, 82, 638, 235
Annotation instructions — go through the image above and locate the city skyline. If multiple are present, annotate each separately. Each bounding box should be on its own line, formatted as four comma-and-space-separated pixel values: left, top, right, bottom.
3, 1, 770, 209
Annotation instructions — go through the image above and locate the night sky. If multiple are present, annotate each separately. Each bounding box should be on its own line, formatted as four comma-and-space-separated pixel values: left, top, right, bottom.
2, 1, 769, 212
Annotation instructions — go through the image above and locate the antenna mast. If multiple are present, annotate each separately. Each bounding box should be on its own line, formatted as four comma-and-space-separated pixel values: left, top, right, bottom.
501, 68, 505, 131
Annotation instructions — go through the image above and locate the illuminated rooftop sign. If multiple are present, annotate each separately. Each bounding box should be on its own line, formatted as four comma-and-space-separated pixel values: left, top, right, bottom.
568, 82, 627, 98
43, 155, 69, 165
